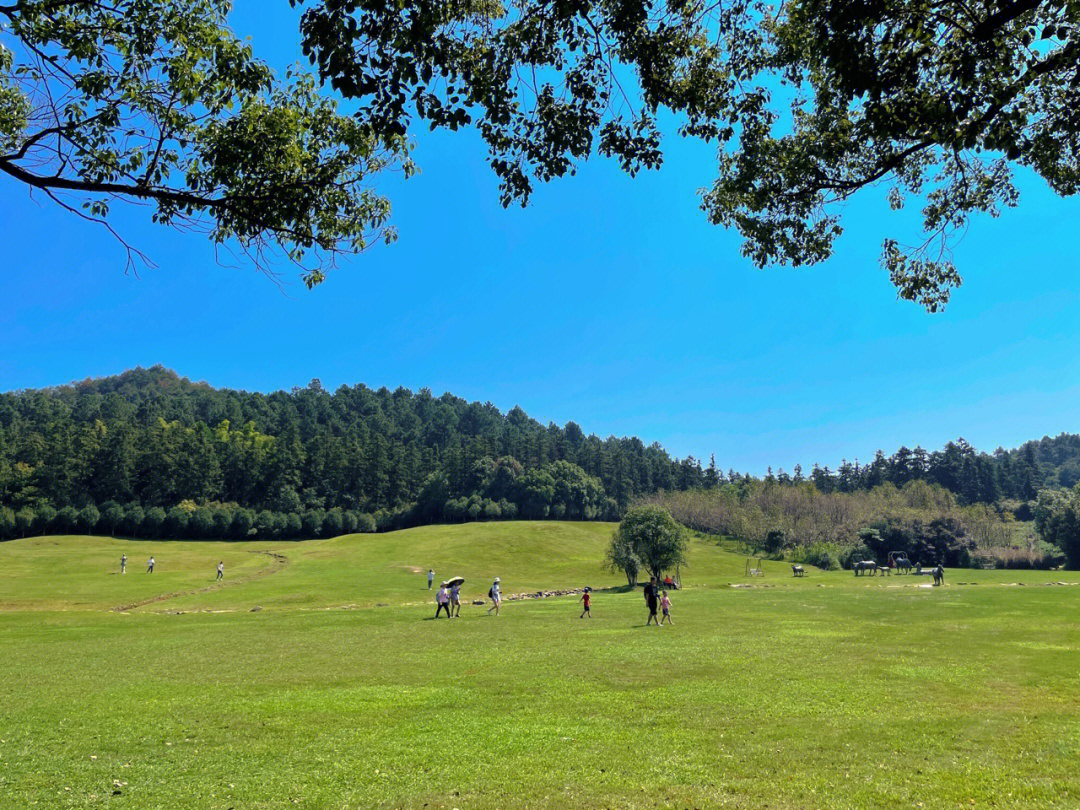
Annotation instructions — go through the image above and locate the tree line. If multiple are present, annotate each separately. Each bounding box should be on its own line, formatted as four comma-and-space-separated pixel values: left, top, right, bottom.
2, 368, 1078, 550
755, 436, 1080, 510
0, 367, 696, 539
652, 479, 1065, 571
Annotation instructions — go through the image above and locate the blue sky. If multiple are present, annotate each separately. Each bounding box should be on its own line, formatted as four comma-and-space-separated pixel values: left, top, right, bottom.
2, 2, 1078, 474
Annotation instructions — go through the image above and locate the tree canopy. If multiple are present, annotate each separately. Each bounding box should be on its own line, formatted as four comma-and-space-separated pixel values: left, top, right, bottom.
294, 0, 1080, 309
7, 1, 1077, 302
607, 504, 687, 584
1, 0, 412, 285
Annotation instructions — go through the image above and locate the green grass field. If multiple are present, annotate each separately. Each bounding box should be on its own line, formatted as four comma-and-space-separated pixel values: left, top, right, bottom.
3, 522, 1079, 809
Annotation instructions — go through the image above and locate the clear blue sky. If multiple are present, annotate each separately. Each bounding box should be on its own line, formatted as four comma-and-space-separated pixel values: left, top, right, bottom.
2, 2, 1078, 474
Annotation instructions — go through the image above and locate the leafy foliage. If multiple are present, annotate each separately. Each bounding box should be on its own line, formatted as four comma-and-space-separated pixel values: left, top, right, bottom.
608, 504, 686, 583
296, 0, 1080, 308
1034, 484, 1080, 569
0, 0, 412, 283
0, 366, 697, 537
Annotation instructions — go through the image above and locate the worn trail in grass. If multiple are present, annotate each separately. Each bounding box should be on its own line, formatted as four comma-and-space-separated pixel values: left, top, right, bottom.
2, 523, 1079, 809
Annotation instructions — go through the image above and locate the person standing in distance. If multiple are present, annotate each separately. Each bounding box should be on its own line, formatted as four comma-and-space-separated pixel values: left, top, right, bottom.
146, 556, 155, 574
216, 561, 224, 581
427, 569, 435, 590
120, 553, 127, 574
644, 576, 659, 626
487, 577, 502, 616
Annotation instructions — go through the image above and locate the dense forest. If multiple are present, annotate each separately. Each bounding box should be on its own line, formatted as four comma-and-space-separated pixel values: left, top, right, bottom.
0, 367, 696, 539
1, 368, 1078, 549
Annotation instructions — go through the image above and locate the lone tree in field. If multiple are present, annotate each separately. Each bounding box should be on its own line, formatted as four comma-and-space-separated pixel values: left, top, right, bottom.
1, 0, 412, 285
607, 505, 687, 586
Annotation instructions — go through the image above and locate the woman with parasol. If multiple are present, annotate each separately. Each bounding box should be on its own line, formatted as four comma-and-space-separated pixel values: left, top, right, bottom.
446, 576, 465, 617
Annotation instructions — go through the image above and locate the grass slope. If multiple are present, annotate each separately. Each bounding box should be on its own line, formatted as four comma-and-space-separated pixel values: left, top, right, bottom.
2, 522, 1079, 809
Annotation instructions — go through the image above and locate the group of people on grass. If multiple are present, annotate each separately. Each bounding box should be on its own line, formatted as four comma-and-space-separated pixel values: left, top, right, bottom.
430, 570, 502, 618
427, 568, 673, 624
119, 554, 224, 580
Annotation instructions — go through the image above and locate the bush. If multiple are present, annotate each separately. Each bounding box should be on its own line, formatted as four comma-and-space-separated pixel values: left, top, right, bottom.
15, 507, 37, 537
165, 506, 189, 538
101, 504, 125, 536
798, 543, 844, 571
284, 512, 303, 538
76, 504, 100, 534
37, 504, 57, 534
341, 510, 358, 534
56, 505, 79, 533
987, 545, 1064, 570
141, 507, 166, 537
190, 507, 215, 539
302, 509, 325, 538
354, 512, 376, 533
844, 543, 875, 569
120, 505, 144, 536
0, 506, 15, 539
212, 507, 233, 538
815, 550, 841, 571
322, 508, 344, 538
255, 510, 278, 539
764, 529, 787, 556
231, 508, 255, 539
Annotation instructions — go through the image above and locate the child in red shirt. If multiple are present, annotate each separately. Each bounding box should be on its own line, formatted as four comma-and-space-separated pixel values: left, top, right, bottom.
579, 589, 592, 618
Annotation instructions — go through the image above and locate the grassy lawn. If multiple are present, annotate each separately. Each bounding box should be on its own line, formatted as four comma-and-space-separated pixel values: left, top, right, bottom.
2, 522, 1079, 808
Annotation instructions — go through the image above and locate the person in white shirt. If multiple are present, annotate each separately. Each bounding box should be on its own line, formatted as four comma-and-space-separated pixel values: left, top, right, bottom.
427, 569, 434, 590
216, 561, 224, 581
146, 556, 155, 573
487, 577, 502, 616
120, 554, 127, 574
435, 583, 451, 619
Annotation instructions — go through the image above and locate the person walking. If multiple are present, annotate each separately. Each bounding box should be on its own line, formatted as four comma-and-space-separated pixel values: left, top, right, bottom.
487, 577, 502, 616
660, 590, 673, 625
120, 553, 127, 574
579, 588, 591, 619
216, 561, 224, 581
427, 569, 435, 590
644, 576, 659, 626
146, 556, 155, 574
435, 582, 451, 618
450, 581, 462, 618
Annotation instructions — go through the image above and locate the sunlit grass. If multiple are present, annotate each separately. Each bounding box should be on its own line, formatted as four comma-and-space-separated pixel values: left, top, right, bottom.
2, 523, 1079, 808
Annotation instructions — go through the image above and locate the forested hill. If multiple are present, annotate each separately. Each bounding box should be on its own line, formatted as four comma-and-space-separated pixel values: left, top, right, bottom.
0, 367, 702, 537
1, 367, 1078, 541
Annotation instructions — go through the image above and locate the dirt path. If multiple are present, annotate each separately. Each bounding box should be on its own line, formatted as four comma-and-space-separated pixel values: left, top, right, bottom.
111, 550, 289, 612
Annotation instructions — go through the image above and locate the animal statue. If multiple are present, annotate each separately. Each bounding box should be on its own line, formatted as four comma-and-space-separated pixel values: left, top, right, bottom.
914, 563, 945, 585
853, 560, 878, 576
791, 564, 804, 578
893, 556, 912, 574
876, 566, 891, 577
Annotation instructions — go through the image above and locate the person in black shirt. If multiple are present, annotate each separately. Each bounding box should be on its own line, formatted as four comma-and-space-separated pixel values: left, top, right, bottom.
644, 577, 660, 626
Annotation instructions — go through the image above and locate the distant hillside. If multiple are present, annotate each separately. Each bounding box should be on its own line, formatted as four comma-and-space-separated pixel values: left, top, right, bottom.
0, 367, 700, 538
1, 367, 1076, 542
790, 433, 1080, 506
